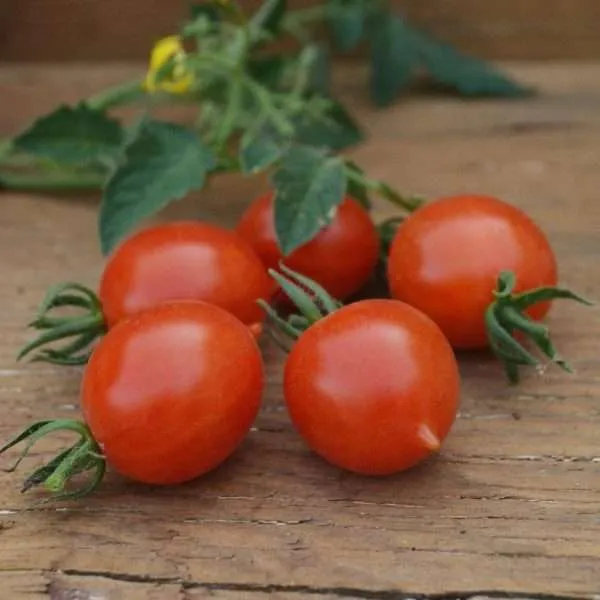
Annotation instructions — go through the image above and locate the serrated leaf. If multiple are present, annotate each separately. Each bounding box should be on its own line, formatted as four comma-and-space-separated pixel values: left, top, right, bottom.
99, 119, 216, 255
414, 31, 534, 97
344, 160, 371, 209
251, 0, 287, 35
13, 104, 124, 166
293, 99, 363, 151
272, 146, 347, 255
328, 0, 366, 51
240, 128, 285, 174
369, 13, 418, 107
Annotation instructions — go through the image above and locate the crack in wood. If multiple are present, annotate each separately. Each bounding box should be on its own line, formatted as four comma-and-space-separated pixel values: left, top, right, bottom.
182, 517, 318, 526
444, 455, 600, 464
57, 570, 590, 600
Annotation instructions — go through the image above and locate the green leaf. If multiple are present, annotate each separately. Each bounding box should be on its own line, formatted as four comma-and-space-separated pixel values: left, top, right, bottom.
182, 6, 221, 40
251, 0, 287, 35
293, 99, 363, 152
240, 128, 286, 174
248, 56, 290, 89
99, 118, 216, 255
13, 104, 124, 166
327, 0, 366, 51
343, 160, 371, 209
369, 13, 418, 107
272, 145, 347, 255
307, 45, 331, 95
415, 31, 534, 97
189, 2, 221, 22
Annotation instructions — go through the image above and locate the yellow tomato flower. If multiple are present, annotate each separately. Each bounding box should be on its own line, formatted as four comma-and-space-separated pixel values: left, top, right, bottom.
144, 36, 193, 95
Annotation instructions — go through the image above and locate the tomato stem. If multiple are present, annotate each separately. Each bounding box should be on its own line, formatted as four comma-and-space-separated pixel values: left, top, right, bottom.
19, 283, 107, 365
85, 79, 145, 112
259, 264, 342, 342
485, 271, 594, 384
0, 419, 105, 505
0, 170, 106, 192
344, 167, 424, 214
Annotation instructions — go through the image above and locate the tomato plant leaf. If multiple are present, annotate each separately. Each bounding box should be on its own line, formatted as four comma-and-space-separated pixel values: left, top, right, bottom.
251, 0, 287, 36
369, 13, 418, 107
414, 31, 534, 97
99, 118, 216, 255
13, 104, 124, 166
248, 56, 290, 89
327, 0, 366, 51
240, 128, 286, 174
189, 2, 221, 22
292, 99, 363, 151
272, 145, 347, 255
366, 11, 530, 104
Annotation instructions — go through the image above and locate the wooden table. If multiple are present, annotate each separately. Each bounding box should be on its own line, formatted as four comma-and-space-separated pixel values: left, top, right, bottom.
0, 62, 599, 599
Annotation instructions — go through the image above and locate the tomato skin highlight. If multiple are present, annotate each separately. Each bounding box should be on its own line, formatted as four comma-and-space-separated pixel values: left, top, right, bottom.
387, 195, 558, 348
99, 222, 273, 329
81, 301, 264, 485
236, 192, 379, 300
283, 299, 460, 476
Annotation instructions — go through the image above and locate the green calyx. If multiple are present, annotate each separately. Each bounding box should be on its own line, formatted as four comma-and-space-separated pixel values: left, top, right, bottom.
0, 419, 105, 505
485, 271, 594, 384
258, 263, 342, 349
19, 282, 106, 365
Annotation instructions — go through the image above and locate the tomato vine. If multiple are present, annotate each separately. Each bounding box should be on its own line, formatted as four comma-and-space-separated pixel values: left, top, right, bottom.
0, 0, 531, 256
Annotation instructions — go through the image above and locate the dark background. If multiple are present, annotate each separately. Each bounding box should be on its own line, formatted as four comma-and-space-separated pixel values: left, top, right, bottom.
1, 0, 599, 61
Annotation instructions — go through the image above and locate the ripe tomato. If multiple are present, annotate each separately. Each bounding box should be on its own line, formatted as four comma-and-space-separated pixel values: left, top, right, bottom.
82, 301, 264, 485
236, 192, 379, 300
283, 299, 460, 476
387, 195, 558, 348
100, 221, 273, 328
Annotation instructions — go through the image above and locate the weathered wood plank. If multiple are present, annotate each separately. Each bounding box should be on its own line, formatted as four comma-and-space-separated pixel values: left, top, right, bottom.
0, 63, 598, 599
4, 569, 567, 600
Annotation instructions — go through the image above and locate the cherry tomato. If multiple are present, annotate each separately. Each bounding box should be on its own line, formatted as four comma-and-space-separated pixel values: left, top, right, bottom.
236, 192, 379, 300
82, 301, 264, 485
283, 299, 460, 476
100, 221, 273, 328
387, 195, 558, 348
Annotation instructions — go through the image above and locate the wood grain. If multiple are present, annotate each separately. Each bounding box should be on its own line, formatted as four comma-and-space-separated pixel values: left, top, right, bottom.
1, 0, 600, 61
0, 62, 599, 599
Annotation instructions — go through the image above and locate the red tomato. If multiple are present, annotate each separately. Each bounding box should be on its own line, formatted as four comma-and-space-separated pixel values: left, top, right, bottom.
283, 299, 460, 476
99, 222, 273, 328
387, 195, 558, 348
81, 301, 264, 485
236, 192, 379, 300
